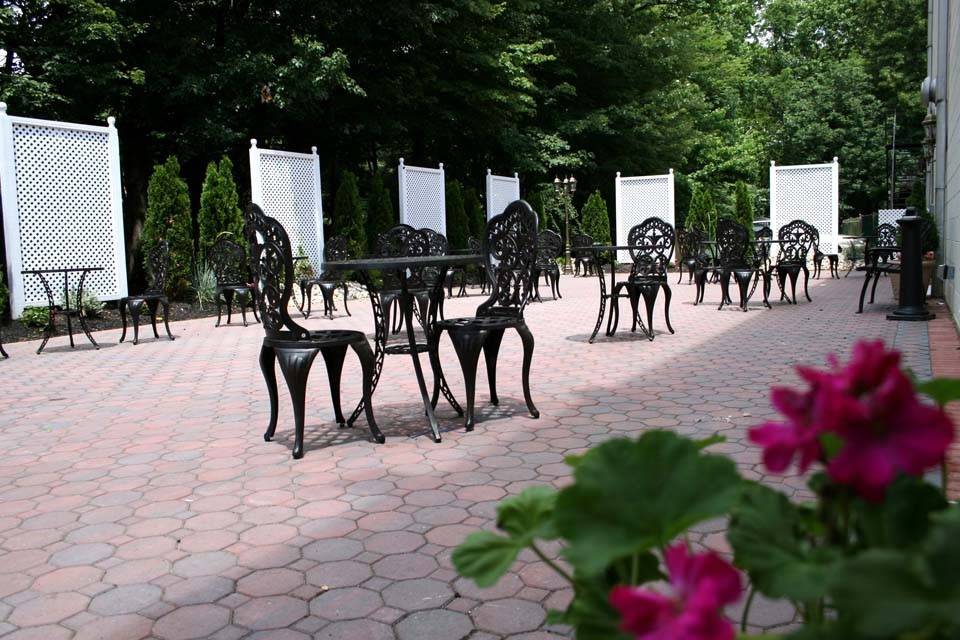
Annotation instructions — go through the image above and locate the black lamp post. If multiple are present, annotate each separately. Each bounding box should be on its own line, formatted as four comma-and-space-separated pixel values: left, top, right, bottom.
554, 175, 577, 273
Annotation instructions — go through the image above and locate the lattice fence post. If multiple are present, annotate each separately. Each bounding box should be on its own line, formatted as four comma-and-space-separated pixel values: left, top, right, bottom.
0, 103, 128, 318
248, 139, 325, 271
614, 169, 675, 262
485, 169, 520, 220
398, 158, 446, 234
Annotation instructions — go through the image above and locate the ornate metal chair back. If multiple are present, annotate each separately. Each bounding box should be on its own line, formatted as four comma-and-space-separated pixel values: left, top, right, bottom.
377, 224, 431, 290
536, 230, 563, 269
571, 232, 594, 258
776, 220, 816, 265
145, 242, 170, 296
244, 203, 309, 341
716, 219, 752, 268
754, 225, 774, 263
677, 227, 706, 263
627, 218, 675, 277
210, 237, 249, 286
477, 200, 539, 318
420, 229, 449, 256
324, 236, 350, 262
468, 237, 482, 254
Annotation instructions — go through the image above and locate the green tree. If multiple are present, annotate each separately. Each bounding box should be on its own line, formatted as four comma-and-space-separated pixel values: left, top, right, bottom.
686, 184, 718, 239
332, 171, 366, 258
464, 187, 485, 241
198, 156, 243, 256
526, 188, 546, 227
365, 172, 395, 253
579, 190, 611, 244
445, 180, 470, 250
142, 156, 193, 298
733, 181, 754, 239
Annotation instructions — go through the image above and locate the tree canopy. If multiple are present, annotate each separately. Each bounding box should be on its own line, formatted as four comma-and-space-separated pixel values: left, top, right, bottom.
0, 0, 925, 271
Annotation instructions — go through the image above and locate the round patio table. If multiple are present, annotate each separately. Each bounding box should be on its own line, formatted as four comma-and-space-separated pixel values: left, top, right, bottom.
21, 266, 104, 354
323, 254, 483, 443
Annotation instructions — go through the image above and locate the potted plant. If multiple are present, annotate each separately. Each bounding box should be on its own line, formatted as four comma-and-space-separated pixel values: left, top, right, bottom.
453, 340, 960, 639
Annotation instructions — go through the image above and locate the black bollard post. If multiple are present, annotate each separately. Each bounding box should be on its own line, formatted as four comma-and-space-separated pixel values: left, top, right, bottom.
887, 208, 934, 322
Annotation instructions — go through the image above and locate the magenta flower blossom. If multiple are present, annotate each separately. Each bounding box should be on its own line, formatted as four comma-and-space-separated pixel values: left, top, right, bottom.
749, 340, 955, 500
609, 544, 741, 640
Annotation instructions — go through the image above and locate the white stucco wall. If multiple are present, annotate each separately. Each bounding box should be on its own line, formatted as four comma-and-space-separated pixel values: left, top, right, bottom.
945, 5, 960, 327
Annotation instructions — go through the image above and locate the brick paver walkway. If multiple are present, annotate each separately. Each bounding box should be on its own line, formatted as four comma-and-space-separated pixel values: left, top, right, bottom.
0, 272, 940, 639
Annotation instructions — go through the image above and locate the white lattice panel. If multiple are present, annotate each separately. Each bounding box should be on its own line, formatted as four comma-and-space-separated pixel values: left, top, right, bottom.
0, 105, 127, 317
249, 140, 324, 270
398, 159, 445, 234
486, 170, 520, 220
770, 159, 840, 253
878, 208, 906, 227
614, 170, 675, 262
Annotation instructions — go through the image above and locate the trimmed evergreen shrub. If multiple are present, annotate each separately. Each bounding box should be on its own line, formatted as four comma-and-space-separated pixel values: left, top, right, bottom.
142, 156, 193, 298
198, 156, 243, 256
674, 172, 693, 230
446, 180, 470, 249
365, 172, 395, 253
333, 171, 367, 258
580, 189, 611, 244
733, 180, 754, 239
464, 187, 485, 240
685, 184, 718, 240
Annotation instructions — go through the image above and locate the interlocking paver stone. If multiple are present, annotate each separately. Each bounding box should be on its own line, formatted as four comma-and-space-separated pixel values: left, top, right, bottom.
0, 275, 937, 637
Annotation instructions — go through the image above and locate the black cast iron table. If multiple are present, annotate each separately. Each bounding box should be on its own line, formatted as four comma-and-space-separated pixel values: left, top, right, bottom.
323, 254, 483, 442
21, 267, 104, 354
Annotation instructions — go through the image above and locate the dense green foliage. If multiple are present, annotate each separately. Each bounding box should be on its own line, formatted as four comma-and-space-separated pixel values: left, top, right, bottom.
365, 172, 394, 253
464, 187, 485, 241
198, 156, 243, 256
0, 0, 927, 274
580, 191, 611, 245
686, 184, 718, 239
445, 181, 470, 250
142, 157, 193, 298
332, 171, 366, 258
733, 181, 754, 239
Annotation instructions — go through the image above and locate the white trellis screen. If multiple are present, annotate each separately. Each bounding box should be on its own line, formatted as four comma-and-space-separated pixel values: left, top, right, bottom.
878, 208, 906, 227
614, 170, 675, 262
0, 104, 127, 318
398, 158, 445, 234
486, 169, 520, 220
249, 140, 324, 271
769, 158, 840, 254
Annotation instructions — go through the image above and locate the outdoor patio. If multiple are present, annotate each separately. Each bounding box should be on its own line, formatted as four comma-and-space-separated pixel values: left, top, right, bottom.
0, 272, 939, 640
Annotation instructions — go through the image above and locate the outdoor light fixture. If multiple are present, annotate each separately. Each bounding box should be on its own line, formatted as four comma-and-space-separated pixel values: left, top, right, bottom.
553, 175, 577, 272
922, 106, 937, 163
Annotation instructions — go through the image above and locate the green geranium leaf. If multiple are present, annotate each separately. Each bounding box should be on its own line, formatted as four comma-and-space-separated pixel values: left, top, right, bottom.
452, 531, 524, 588
728, 483, 837, 601
695, 433, 726, 449
557, 573, 631, 640
496, 485, 558, 542
923, 507, 960, 602
916, 377, 960, 407
854, 475, 948, 550
555, 430, 742, 574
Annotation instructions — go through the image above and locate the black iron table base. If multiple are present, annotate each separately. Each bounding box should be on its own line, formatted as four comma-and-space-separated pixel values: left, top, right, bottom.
22, 267, 104, 354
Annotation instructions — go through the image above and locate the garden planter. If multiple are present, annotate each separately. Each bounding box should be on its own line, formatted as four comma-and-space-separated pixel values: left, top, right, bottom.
890, 259, 936, 301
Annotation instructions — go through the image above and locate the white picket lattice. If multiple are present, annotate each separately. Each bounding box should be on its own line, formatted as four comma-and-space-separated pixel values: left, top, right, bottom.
486, 170, 520, 220
249, 140, 324, 271
878, 208, 906, 227
614, 170, 675, 262
770, 159, 840, 254
398, 159, 445, 234
0, 104, 127, 318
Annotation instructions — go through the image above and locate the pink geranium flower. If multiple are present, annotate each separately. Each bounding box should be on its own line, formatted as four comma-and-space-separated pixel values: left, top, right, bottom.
749, 340, 955, 500
609, 544, 741, 640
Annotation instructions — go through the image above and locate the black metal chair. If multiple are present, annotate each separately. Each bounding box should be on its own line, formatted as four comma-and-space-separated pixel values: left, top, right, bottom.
430, 201, 540, 432
855, 219, 935, 313
299, 236, 352, 319
210, 237, 260, 327
676, 228, 707, 284
244, 203, 381, 459
710, 219, 770, 312
811, 228, 840, 279
571, 232, 596, 277
533, 229, 562, 301
611, 218, 676, 339
119, 242, 176, 345
772, 220, 816, 304
378, 225, 432, 335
